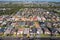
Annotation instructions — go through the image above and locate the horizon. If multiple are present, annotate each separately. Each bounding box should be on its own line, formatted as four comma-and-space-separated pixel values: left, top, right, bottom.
0, 0, 60, 2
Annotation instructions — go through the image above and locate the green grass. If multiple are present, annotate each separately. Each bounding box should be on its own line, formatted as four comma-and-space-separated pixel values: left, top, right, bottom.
40, 34, 51, 38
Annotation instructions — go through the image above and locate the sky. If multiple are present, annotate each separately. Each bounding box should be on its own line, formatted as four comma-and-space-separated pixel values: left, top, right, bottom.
0, 0, 60, 2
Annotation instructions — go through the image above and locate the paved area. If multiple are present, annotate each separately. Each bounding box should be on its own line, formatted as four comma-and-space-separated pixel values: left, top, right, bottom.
0, 37, 60, 40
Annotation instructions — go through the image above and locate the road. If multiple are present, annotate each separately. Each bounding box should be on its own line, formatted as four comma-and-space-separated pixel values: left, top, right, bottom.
0, 36, 60, 40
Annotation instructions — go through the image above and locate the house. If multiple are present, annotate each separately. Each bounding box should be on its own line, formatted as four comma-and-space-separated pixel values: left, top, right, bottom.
23, 28, 29, 34
37, 28, 43, 34
0, 16, 3, 24
17, 28, 24, 35
33, 16, 38, 21
11, 22, 19, 27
